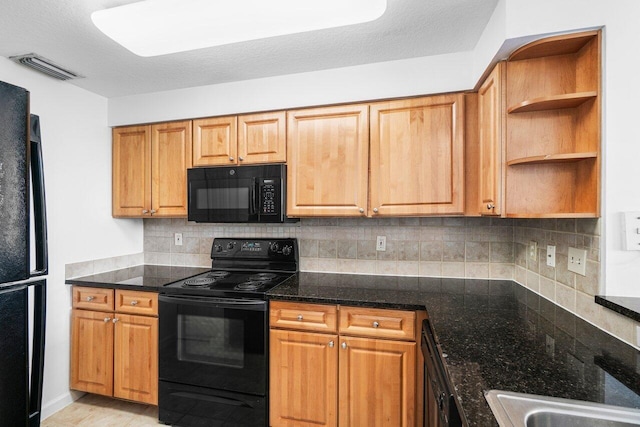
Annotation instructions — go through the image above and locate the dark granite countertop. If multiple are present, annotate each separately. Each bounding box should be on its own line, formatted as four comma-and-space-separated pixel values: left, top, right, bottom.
268, 272, 640, 427
596, 295, 640, 323
65, 265, 210, 291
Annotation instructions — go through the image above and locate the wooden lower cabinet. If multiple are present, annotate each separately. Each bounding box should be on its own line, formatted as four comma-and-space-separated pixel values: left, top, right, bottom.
270, 302, 420, 427
270, 329, 339, 427
339, 336, 416, 427
70, 288, 159, 405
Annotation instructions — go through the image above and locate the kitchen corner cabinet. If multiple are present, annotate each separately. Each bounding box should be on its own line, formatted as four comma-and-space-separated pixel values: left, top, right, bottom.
286, 105, 370, 217
269, 301, 422, 427
370, 94, 465, 216
112, 121, 192, 218
70, 287, 159, 405
478, 62, 506, 216
504, 30, 601, 217
192, 111, 286, 166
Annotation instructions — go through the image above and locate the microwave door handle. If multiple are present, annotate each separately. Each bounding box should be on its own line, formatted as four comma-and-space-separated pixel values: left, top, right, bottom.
250, 178, 258, 216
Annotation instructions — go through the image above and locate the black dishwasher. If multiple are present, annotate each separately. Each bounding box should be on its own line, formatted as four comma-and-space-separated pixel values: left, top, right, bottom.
422, 319, 462, 427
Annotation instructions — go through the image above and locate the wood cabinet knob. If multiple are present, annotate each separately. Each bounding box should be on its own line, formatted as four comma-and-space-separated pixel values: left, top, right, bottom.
229, 157, 234, 161
328, 341, 334, 348
112, 318, 119, 323
373, 208, 379, 213
86, 296, 95, 302
487, 203, 495, 210
131, 300, 138, 306
341, 342, 347, 349
297, 315, 303, 321
142, 209, 149, 214
239, 156, 244, 161
359, 208, 365, 213
103, 317, 111, 323
150, 209, 157, 214
373, 321, 380, 328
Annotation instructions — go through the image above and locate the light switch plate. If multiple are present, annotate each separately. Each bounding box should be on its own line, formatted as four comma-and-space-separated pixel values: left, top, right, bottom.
174, 233, 183, 246
567, 247, 587, 276
376, 236, 386, 251
623, 212, 640, 250
546, 245, 556, 267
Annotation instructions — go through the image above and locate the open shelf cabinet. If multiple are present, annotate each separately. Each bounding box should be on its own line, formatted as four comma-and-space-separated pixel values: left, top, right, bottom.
504, 30, 601, 217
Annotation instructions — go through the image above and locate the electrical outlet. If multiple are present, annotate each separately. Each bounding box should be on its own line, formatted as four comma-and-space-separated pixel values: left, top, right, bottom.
174, 233, 183, 246
623, 212, 640, 250
546, 245, 556, 267
567, 247, 587, 276
529, 241, 538, 261
376, 236, 386, 251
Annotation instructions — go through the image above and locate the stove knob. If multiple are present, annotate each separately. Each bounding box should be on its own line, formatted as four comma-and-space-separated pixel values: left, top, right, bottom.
214, 244, 223, 252
282, 245, 293, 256
270, 242, 280, 253
227, 242, 235, 250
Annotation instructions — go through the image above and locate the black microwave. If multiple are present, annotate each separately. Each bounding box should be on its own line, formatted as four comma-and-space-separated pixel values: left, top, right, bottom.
187, 164, 293, 223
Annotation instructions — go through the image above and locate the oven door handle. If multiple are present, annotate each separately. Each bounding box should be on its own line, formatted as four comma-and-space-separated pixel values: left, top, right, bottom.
159, 294, 267, 311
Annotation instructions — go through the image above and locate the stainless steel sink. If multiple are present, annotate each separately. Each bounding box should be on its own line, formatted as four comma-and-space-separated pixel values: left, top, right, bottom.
485, 390, 640, 427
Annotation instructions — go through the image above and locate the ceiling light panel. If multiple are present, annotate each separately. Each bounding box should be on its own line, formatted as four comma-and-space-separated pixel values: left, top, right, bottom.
92, 0, 387, 57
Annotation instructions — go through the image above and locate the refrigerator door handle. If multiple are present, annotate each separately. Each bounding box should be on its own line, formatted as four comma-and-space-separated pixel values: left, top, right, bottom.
29, 117, 48, 277
28, 280, 46, 427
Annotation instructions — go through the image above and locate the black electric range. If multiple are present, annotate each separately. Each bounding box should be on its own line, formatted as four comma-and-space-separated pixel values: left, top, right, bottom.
158, 237, 298, 427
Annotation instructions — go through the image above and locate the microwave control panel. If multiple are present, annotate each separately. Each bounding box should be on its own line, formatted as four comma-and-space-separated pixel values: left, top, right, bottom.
259, 179, 280, 216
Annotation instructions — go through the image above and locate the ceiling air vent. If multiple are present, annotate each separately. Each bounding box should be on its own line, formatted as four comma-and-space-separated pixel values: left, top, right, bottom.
9, 53, 83, 81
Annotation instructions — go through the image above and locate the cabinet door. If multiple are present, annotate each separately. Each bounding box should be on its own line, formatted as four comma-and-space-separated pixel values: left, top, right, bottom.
112, 125, 151, 217
339, 336, 416, 427
287, 105, 369, 217
113, 314, 158, 405
370, 95, 465, 216
70, 309, 114, 396
193, 116, 238, 166
270, 329, 338, 427
478, 63, 505, 216
151, 121, 192, 217
238, 111, 286, 164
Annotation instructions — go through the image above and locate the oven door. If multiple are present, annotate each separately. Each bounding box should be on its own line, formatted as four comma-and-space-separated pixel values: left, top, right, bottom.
159, 294, 267, 396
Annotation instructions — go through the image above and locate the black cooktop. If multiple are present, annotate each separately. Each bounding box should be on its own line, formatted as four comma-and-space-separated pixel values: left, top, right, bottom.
162, 238, 298, 298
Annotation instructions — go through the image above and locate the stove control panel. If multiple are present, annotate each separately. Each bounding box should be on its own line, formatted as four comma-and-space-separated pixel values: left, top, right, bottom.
211, 238, 298, 262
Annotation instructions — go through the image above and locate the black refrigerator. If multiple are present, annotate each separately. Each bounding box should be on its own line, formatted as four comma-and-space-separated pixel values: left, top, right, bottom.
0, 80, 48, 427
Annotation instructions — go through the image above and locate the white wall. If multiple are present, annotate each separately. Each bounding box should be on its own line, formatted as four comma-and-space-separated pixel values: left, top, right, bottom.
0, 58, 144, 418
108, 51, 475, 126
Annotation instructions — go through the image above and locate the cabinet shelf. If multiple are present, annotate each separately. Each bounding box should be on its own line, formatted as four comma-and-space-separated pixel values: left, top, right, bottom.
507, 152, 597, 166
507, 92, 597, 114
509, 31, 598, 61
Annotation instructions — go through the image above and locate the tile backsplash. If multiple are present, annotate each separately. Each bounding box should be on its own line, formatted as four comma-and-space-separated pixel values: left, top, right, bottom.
142, 217, 639, 348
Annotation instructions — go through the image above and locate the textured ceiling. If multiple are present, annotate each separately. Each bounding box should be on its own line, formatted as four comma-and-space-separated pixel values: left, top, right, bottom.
0, 0, 498, 98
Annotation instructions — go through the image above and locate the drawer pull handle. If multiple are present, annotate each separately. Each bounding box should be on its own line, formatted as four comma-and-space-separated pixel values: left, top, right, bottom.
328, 341, 334, 348
341, 342, 347, 350
103, 317, 110, 322
297, 315, 303, 321
86, 296, 95, 302
112, 318, 119, 323
373, 321, 380, 328
131, 300, 138, 306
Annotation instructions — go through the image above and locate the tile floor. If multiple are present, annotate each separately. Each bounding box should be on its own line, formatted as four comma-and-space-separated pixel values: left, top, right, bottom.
41, 394, 159, 427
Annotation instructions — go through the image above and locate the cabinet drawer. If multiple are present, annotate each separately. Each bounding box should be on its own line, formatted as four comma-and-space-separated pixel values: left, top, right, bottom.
270, 301, 337, 333
115, 290, 158, 316
339, 306, 416, 341
72, 287, 114, 311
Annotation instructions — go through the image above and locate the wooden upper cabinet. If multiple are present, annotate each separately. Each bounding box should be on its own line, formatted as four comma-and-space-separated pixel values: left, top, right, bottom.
151, 121, 192, 217
287, 105, 369, 217
504, 30, 601, 217
192, 116, 238, 166
370, 95, 465, 216
478, 63, 505, 216
238, 111, 286, 164
112, 125, 151, 217
112, 121, 191, 218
